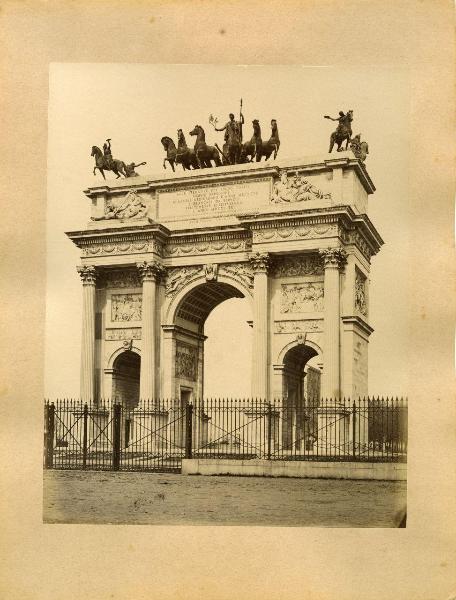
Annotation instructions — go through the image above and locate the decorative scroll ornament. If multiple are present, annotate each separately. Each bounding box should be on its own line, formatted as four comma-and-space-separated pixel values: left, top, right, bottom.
272, 170, 332, 204
319, 247, 348, 268
111, 293, 142, 322
249, 251, 271, 274
355, 269, 368, 316
77, 265, 97, 285
273, 254, 323, 277
136, 261, 164, 283
92, 190, 148, 221
280, 283, 324, 313
205, 264, 218, 282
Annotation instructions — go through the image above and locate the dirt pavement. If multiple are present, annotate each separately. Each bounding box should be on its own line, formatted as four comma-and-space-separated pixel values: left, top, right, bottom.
43, 470, 406, 527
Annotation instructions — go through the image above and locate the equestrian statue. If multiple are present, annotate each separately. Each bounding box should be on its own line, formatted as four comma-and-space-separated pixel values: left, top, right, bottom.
189, 125, 222, 168
91, 139, 144, 179
324, 110, 353, 152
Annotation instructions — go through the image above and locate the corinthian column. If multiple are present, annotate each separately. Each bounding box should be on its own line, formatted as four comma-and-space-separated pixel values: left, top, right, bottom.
137, 261, 163, 401
250, 252, 271, 399
319, 248, 347, 399
77, 265, 97, 402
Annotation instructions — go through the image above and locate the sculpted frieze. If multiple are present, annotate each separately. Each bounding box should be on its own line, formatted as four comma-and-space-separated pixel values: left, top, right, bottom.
165, 266, 203, 297
219, 262, 254, 290
272, 170, 332, 204
355, 269, 368, 316
175, 343, 198, 381
101, 269, 141, 289
273, 255, 323, 278
92, 190, 148, 221
280, 282, 324, 313
274, 320, 322, 333
111, 293, 142, 322
105, 327, 142, 341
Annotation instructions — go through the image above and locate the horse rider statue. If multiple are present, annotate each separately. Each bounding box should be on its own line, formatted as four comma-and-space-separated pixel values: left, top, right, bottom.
324, 110, 354, 152
103, 138, 114, 169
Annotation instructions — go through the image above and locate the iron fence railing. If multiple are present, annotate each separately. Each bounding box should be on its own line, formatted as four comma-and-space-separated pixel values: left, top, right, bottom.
44, 397, 407, 472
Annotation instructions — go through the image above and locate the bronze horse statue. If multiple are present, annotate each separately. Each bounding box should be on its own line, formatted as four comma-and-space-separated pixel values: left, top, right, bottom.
240, 119, 280, 162
176, 129, 199, 170
189, 125, 222, 168
91, 146, 127, 179
325, 110, 353, 152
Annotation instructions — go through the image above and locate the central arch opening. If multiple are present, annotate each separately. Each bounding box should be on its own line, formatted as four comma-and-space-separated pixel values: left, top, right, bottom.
172, 280, 252, 401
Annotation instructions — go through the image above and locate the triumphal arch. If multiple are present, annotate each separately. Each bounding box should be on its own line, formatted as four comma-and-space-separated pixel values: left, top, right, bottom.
67, 152, 382, 406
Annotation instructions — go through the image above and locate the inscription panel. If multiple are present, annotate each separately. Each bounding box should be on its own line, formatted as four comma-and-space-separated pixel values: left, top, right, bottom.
158, 178, 270, 221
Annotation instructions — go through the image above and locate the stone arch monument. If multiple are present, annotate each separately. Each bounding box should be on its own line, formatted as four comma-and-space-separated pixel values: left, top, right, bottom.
68, 153, 382, 404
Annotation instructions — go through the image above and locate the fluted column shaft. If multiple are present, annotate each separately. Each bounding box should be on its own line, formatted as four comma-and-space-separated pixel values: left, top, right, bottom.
137, 261, 163, 401
319, 248, 347, 399
77, 266, 97, 402
250, 252, 270, 399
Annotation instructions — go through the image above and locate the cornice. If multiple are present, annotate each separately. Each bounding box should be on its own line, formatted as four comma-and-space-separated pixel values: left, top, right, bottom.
341, 315, 374, 337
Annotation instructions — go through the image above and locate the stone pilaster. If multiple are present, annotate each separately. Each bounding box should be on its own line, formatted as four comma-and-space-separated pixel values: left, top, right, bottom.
137, 261, 164, 400
319, 248, 347, 399
250, 252, 271, 399
77, 265, 97, 402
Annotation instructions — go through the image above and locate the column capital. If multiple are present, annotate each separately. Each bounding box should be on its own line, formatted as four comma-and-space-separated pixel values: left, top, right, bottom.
319, 247, 347, 269
77, 265, 97, 285
136, 260, 164, 283
249, 251, 271, 274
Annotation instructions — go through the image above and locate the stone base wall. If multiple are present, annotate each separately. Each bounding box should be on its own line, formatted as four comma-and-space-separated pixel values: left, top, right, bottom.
182, 458, 407, 481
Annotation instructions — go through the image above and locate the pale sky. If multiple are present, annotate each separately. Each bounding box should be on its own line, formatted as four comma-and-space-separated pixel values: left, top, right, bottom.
45, 64, 410, 398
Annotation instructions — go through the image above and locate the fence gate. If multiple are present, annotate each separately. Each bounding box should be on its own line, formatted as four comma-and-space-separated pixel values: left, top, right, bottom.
44, 400, 192, 472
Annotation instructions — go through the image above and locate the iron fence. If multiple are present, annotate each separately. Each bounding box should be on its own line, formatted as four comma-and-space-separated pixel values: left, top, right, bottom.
44, 397, 407, 472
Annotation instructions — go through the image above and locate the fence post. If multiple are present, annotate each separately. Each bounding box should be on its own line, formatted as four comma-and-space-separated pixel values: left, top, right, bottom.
185, 403, 193, 459
44, 403, 55, 469
82, 403, 88, 469
112, 403, 121, 471
352, 400, 357, 459
267, 401, 272, 460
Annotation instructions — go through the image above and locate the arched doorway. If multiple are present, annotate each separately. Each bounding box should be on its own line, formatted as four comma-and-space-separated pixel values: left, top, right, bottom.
111, 350, 141, 447
280, 343, 321, 450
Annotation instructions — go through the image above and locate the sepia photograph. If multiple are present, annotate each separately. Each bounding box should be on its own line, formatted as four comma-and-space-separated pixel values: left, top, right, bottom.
43, 64, 408, 527
1, 2, 455, 600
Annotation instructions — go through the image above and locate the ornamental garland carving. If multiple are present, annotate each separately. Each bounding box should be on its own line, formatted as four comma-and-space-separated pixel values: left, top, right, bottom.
164, 238, 249, 257
92, 190, 148, 221
175, 343, 197, 381
105, 328, 142, 341
274, 320, 322, 333
100, 269, 141, 289
280, 282, 324, 313
165, 266, 203, 297
355, 269, 368, 316
111, 294, 142, 322
272, 255, 323, 278
81, 239, 162, 257
272, 170, 332, 204
253, 224, 337, 243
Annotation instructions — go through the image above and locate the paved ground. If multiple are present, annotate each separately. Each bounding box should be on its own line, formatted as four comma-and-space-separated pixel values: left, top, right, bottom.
43, 470, 406, 527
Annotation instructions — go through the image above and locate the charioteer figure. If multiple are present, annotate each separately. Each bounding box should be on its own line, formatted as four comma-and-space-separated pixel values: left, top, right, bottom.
213, 112, 244, 144
209, 101, 245, 165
